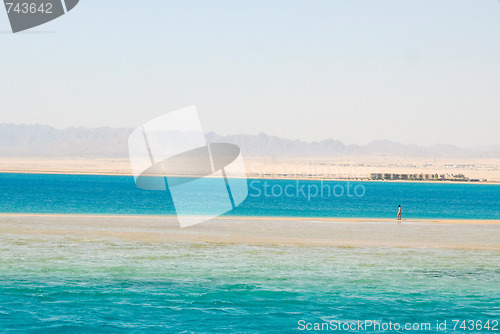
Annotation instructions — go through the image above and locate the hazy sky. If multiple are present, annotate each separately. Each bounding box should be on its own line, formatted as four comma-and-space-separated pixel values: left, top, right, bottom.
1, 0, 499, 146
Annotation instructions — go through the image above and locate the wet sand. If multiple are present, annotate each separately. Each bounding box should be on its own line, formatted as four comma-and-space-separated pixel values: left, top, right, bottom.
1, 214, 499, 251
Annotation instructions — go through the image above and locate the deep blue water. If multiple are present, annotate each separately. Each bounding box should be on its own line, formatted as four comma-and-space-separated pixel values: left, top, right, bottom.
0, 173, 499, 219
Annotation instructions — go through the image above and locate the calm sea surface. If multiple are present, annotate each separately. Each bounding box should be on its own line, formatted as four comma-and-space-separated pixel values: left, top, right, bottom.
0, 239, 498, 333
0, 173, 499, 219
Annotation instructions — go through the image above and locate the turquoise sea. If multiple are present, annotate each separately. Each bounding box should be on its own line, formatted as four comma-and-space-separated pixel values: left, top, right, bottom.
0, 173, 499, 333
0, 173, 499, 219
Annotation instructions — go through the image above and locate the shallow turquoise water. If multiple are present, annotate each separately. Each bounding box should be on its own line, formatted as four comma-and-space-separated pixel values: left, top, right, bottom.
0, 237, 499, 333
0, 173, 499, 219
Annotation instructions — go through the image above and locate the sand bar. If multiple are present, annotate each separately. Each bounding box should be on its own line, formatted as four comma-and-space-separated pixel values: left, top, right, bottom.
1, 214, 499, 251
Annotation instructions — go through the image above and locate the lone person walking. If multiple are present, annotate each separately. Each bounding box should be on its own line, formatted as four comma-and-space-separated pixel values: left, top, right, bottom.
397, 205, 402, 222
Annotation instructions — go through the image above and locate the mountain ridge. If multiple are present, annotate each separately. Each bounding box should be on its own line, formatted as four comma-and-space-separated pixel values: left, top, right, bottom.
0, 123, 498, 158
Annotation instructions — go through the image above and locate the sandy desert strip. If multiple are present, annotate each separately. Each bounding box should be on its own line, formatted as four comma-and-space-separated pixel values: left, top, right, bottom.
1, 156, 499, 182
1, 214, 499, 251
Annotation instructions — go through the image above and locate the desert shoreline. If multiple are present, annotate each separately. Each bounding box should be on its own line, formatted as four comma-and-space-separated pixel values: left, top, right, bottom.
1, 170, 499, 185
1, 155, 499, 183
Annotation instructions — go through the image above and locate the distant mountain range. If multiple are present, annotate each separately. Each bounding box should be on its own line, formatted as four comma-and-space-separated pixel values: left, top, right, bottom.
0, 124, 132, 158
0, 123, 498, 159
